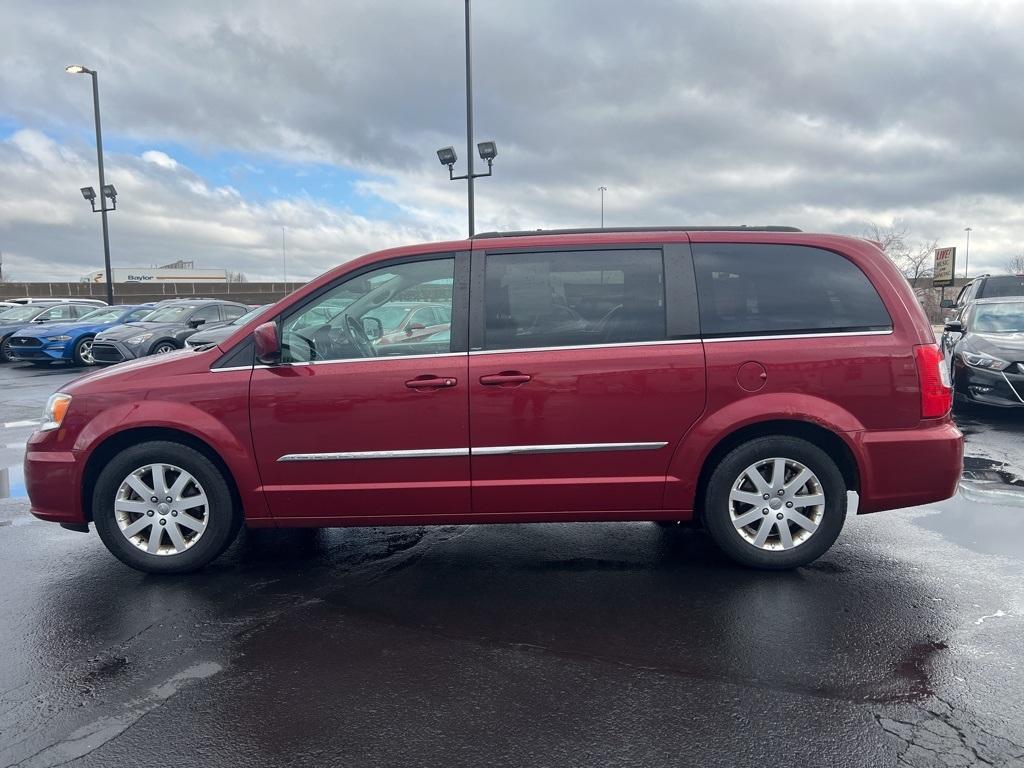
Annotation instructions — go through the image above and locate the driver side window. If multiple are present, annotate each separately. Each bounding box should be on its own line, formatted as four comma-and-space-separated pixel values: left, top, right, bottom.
281, 257, 455, 363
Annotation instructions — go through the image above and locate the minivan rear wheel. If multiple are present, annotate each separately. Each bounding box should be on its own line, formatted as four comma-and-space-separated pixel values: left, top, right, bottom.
93, 441, 240, 573
703, 436, 847, 569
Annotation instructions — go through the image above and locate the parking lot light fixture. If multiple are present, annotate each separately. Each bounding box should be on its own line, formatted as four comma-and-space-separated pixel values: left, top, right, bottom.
66, 64, 115, 306
436, 146, 457, 168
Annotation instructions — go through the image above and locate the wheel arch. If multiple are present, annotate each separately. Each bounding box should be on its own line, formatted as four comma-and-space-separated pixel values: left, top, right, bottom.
81, 427, 242, 523
692, 420, 860, 523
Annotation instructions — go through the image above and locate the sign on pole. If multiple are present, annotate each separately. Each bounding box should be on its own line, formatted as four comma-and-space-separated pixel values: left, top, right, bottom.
933, 247, 956, 287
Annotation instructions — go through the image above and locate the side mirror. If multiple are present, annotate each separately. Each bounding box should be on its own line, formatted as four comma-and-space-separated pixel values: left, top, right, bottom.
254, 321, 281, 364
943, 320, 963, 334
188, 318, 207, 329
362, 317, 383, 341
940, 299, 955, 309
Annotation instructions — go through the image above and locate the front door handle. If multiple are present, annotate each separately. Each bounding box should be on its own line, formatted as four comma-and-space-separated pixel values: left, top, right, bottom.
479, 371, 532, 386
406, 375, 457, 390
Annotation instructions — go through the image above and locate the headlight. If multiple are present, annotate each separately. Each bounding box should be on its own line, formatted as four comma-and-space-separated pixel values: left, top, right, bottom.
963, 352, 1010, 371
125, 333, 154, 346
47, 335, 72, 342
40, 393, 72, 431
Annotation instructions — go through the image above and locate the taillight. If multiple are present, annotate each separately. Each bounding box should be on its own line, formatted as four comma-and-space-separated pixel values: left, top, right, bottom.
914, 344, 952, 418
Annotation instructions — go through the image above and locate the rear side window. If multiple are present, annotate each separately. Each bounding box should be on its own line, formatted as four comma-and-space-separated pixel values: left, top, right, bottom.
222, 305, 247, 322
692, 244, 892, 337
484, 249, 666, 350
977, 276, 1024, 300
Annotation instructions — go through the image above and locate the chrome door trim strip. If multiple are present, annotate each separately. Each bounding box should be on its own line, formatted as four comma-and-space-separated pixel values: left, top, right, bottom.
252, 351, 466, 370
469, 339, 700, 355
278, 447, 470, 462
702, 329, 893, 343
277, 441, 668, 462
472, 441, 668, 456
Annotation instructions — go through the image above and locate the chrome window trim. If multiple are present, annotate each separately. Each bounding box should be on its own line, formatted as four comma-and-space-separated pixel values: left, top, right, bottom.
277, 441, 668, 462
702, 329, 893, 343
469, 339, 700, 355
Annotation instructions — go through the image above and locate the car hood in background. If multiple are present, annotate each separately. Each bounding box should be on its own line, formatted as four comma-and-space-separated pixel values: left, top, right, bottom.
7, 320, 113, 339
965, 332, 1024, 359
94, 321, 186, 341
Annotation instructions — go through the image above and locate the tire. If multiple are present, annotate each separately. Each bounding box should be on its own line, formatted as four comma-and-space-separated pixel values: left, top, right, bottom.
151, 341, 178, 355
92, 441, 241, 574
702, 436, 847, 569
73, 335, 96, 366
0, 337, 11, 363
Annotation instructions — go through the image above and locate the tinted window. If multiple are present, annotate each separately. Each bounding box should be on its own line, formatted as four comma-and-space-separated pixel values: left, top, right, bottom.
692, 244, 891, 337
977, 276, 1024, 300
484, 249, 665, 350
37, 305, 76, 321
282, 258, 454, 363
222, 304, 247, 322
146, 305, 196, 322
190, 305, 222, 324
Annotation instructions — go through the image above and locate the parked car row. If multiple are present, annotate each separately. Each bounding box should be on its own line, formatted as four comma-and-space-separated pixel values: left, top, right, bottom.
0, 298, 258, 366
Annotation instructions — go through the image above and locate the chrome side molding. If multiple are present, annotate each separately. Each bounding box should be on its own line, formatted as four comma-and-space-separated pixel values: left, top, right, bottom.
277, 441, 668, 462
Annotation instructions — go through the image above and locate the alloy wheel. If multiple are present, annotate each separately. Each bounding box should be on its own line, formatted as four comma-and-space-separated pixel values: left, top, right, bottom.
728, 457, 825, 551
113, 463, 209, 556
79, 338, 94, 364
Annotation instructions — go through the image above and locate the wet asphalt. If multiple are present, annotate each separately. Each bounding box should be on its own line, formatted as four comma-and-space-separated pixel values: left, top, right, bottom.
0, 362, 1023, 768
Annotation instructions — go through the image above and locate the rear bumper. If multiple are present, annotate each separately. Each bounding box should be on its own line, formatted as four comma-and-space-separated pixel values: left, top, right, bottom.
25, 448, 86, 524
854, 421, 963, 514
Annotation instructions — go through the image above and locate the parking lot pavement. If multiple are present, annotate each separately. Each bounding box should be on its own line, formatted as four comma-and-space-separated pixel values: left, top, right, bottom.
1, 362, 1023, 768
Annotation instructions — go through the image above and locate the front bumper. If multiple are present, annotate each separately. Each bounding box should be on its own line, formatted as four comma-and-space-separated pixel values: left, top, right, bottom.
854, 421, 963, 514
91, 340, 140, 364
25, 448, 85, 524
8, 343, 69, 362
955, 364, 1024, 407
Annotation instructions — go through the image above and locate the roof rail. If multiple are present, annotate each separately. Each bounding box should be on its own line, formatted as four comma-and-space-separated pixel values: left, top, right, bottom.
472, 225, 803, 239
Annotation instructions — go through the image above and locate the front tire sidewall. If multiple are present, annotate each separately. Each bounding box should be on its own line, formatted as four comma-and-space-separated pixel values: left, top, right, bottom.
93, 441, 238, 574
73, 336, 96, 366
703, 436, 847, 570
151, 341, 177, 355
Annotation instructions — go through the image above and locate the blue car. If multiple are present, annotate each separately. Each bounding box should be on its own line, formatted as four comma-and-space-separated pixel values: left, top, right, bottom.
7, 304, 156, 366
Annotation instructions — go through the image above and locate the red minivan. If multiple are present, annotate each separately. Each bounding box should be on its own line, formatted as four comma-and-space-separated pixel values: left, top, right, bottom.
25, 227, 963, 573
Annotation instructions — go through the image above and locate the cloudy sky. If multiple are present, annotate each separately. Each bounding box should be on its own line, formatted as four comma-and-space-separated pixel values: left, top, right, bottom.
1, 0, 1022, 283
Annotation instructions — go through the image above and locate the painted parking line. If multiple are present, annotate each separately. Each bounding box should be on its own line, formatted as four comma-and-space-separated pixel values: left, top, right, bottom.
2, 420, 40, 429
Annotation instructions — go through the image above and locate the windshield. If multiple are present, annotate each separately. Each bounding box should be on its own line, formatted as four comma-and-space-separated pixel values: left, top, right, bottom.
0, 306, 42, 322
79, 307, 128, 323
143, 305, 197, 323
972, 303, 1024, 333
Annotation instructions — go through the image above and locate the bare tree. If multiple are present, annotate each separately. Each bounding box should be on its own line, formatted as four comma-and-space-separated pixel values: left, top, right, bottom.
1006, 252, 1024, 275
226, 270, 249, 283
864, 219, 935, 288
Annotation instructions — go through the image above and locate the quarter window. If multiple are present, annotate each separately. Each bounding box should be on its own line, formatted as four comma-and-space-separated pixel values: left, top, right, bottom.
483, 249, 666, 350
692, 244, 892, 337
281, 258, 455, 363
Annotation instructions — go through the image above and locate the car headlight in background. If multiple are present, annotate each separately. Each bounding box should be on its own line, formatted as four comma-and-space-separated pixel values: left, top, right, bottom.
40, 393, 72, 431
963, 352, 1010, 371
124, 333, 154, 346
46, 335, 72, 343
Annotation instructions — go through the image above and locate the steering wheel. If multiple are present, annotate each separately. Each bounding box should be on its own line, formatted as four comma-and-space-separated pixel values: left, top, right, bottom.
343, 314, 376, 358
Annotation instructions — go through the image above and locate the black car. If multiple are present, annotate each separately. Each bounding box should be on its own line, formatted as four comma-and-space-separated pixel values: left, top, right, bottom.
0, 302, 100, 362
942, 297, 1024, 408
91, 299, 249, 364
184, 304, 273, 347
942, 274, 1024, 311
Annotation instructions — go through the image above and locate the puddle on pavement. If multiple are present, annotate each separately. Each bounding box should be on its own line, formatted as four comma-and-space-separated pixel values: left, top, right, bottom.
912, 456, 1024, 559
0, 464, 26, 499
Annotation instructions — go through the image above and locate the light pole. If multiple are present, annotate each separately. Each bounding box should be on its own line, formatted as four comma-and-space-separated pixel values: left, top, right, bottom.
963, 227, 972, 278
436, 0, 497, 237
66, 64, 115, 306
598, 186, 607, 228
281, 226, 287, 284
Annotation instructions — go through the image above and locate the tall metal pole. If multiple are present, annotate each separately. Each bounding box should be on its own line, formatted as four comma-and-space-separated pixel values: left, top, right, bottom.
598, 186, 607, 228
90, 71, 114, 306
964, 226, 972, 278
464, 0, 475, 237
281, 226, 287, 283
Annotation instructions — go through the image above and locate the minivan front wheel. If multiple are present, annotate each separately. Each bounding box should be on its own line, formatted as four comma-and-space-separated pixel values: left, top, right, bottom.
703, 436, 847, 569
93, 441, 240, 573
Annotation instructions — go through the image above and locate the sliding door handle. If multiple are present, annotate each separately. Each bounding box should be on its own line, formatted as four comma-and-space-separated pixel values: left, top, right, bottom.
406, 376, 457, 390
479, 372, 532, 386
